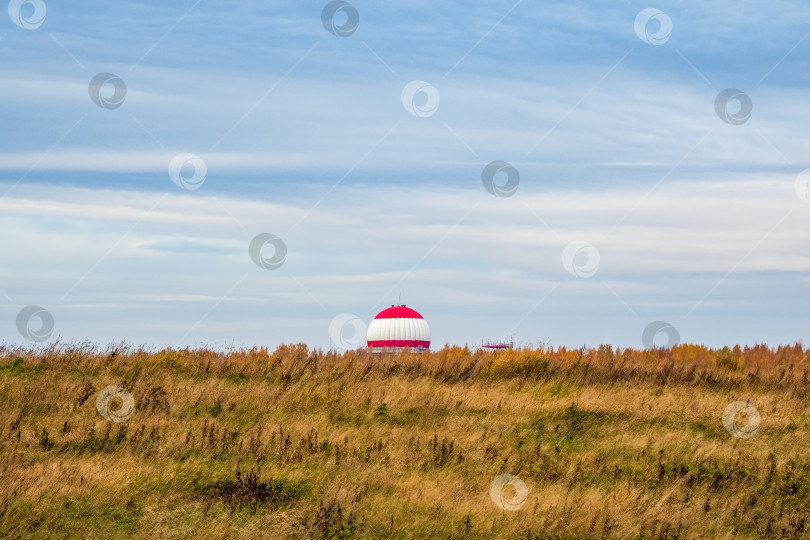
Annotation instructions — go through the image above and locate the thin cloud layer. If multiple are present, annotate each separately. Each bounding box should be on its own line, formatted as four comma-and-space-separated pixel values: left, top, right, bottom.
1, 178, 808, 348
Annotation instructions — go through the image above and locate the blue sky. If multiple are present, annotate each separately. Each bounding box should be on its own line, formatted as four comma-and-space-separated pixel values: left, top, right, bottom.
3, 0, 810, 350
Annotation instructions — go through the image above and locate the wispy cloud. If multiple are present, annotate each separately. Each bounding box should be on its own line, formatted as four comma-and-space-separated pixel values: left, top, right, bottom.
2, 177, 808, 347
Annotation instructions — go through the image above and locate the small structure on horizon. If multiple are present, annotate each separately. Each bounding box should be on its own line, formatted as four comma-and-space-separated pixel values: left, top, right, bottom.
481, 337, 513, 350
367, 305, 430, 353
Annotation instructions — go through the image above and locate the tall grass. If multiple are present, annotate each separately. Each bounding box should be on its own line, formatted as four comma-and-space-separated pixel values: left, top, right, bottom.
0, 341, 807, 538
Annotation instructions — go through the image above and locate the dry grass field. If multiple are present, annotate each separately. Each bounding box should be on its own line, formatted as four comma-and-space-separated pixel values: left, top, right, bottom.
0, 342, 808, 539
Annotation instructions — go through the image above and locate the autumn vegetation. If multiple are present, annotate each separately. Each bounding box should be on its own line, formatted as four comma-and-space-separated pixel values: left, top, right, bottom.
0, 341, 808, 538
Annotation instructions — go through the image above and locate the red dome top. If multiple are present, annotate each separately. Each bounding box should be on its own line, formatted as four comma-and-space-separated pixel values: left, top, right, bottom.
373, 305, 424, 319
367, 305, 430, 350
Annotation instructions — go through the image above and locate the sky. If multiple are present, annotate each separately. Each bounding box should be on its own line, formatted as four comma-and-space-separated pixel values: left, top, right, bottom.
2, 0, 810, 351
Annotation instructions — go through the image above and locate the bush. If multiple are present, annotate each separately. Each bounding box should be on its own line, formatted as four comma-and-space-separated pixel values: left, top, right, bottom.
716, 346, 739, 371
485, 351, 550, 378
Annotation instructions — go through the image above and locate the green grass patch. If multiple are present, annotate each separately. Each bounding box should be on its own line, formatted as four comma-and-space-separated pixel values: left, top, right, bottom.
0, 357, 45, 378
688, 420, 728, 441
1, 494, 142, 538
225, 373, 249, 385
546, 381, 573, 397
61, 425, 129, 455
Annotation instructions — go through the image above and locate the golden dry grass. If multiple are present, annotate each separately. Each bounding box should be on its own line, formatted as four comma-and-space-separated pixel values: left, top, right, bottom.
0, 342, 808, 539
